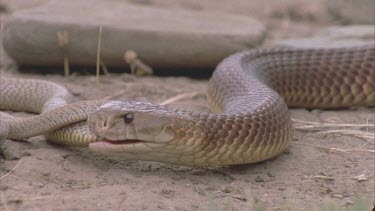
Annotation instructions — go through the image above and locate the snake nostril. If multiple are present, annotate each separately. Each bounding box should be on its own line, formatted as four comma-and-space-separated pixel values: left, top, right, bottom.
103, 120, 107, 127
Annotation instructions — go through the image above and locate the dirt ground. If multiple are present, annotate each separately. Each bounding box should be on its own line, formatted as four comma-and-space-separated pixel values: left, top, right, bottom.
0, 1, 374, 211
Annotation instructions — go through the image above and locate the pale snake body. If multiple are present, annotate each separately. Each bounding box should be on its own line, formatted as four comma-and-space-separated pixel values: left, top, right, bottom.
1, 46, 374, 166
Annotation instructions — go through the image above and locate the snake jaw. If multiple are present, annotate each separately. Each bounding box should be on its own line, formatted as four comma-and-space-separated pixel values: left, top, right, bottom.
89, 136, 168, 155
89, 140, 156, 154
98, 138, 144, 145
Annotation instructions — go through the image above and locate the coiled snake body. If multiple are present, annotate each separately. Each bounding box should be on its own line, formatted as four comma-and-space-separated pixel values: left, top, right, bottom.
1, 46, 374, 166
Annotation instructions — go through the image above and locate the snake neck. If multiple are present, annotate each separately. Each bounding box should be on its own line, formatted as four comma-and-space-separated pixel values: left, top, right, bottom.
162, 95, 291, 166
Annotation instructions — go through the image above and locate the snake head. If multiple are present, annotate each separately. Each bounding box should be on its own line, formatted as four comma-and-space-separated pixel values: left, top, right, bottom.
87, 101, 176, 153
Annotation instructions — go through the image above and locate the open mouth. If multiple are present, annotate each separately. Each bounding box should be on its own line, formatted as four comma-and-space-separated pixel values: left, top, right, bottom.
89, 137, 162, 153
98, 139, 145, 145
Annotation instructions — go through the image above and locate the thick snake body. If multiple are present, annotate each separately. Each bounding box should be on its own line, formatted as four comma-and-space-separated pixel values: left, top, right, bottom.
1, 46, 374, 166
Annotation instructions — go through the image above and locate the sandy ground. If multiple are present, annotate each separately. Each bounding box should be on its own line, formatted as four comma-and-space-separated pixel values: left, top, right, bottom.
0, 1, 374, 210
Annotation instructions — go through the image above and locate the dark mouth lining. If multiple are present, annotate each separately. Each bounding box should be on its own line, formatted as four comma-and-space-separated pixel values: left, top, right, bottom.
100, 139, 145, 145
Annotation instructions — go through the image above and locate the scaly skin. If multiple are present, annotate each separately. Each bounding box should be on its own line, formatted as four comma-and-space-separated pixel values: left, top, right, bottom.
1, 46, 374, 166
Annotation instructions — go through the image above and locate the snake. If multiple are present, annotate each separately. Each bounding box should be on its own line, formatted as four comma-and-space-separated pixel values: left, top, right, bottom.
1, 46, 374, 166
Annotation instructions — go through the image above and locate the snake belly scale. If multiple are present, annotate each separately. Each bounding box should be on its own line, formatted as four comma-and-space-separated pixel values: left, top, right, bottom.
0, 46, 374, 166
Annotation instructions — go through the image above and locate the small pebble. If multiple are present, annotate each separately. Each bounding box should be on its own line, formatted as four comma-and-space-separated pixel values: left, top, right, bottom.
255, 176, 264, 182
267, 172, 275, 178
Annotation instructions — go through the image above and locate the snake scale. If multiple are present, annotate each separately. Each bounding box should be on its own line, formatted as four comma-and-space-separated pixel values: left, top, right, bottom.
1, 46, 374, 166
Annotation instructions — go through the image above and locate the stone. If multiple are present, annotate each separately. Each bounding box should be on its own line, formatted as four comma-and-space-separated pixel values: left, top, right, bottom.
2, 0, 265, 70
278, 25, 374, 48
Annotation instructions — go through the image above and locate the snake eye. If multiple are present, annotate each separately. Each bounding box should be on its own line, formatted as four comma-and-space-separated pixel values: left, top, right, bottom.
124, 112, 134, 124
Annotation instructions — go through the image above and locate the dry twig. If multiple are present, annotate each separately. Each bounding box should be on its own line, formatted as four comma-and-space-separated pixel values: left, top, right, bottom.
292, 118, 374, 142
0, 158, 22, 180
293, 142, 374, 153
96, 25, 103, 84
57, 31, 70, 76
160, 92, 204, 106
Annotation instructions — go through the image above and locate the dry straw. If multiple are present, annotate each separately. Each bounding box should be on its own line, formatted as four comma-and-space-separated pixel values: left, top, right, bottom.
57, 31, 70, 76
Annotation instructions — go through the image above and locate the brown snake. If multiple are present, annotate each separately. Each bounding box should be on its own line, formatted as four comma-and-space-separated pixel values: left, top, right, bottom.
1, 46, 374, 166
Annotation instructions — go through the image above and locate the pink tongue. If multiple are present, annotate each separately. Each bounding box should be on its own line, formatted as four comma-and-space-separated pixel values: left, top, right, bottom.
100, 139, 141, 145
